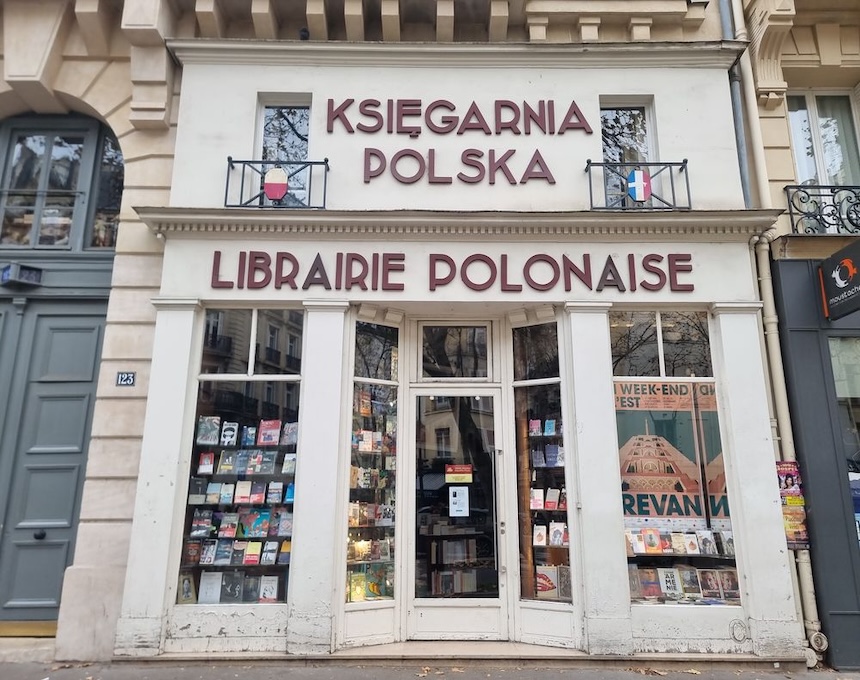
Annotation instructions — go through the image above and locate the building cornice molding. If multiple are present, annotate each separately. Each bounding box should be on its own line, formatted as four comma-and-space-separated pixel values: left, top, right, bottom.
166, 39, 747, 70
135, 207, 783, 241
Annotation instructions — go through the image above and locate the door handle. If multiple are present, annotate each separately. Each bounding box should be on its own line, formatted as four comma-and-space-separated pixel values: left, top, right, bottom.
33, 529, 46, 540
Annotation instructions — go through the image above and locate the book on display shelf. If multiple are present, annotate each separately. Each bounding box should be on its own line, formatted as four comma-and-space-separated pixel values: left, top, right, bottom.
277, 541, 292, 565
190, 509, 213, 538
544, 445, 563, 467
221, 570, 244, 603
238, 508, 271, 538
267, 481, 284, 504
241, 426, 257, 446
530, 449, 546, 468
528, 419, 542, 436
641, 528, 662, 554
213, 539, 233, 565
259, 575, 279, 603
199, 539, 217, 565
216, 450, 236, 475
548, 522, 566, 547
530, 488, 544, 510
261, 540, 279, 566
220, 421, 239, 446
683, 533, 701, 554
205, 482, 222, 504
543, 419, 557, 436
558, 488, 567, 510
196, 416, 221, 446
280, 421, 299, 446
257, 419, 282, 446
638, 568, 661, 598
230, 541, 248, 566
544, 488, 560, 510
188, 477, 207, 504
670, 532, 687, 554
535, 565, 559, 599
719, 568, 740, 599
249, 481, 267, 504
197, 571, 222, 604
197, 451, 215, 475
243, 575, 261, 603
217, 512, 239, 538
696, 530, 718, 555
659, 532, 674, 554
628, 564, 642, 599
219, 483, 235, 505
698, 569, 723, 599
533, 524, 547, 546
349, 571, 366, 602
177, 571, 197, 604
677, 565, 702, 598
657, 567, 683, 599
243, 541, 262, 565
234, 480, 252, 504
183, 539, 202, 565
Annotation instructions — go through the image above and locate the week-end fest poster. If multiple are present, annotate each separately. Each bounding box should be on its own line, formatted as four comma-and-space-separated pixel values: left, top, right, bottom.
615, 381, 729, 531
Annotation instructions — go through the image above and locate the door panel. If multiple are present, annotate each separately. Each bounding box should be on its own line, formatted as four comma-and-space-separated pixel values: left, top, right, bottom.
0, 304, 104, 620
409, 392, 507, 640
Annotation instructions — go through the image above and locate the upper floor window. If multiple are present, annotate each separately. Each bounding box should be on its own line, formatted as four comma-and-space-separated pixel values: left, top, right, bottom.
262, 106, 309, 207
601, 105, 653, 206
0, 116, 123, 249
788, 93, 860, 186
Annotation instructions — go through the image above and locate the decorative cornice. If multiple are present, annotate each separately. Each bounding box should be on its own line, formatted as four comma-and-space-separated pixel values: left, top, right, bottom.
135, 207, 784, 241
166, 39, 747, 70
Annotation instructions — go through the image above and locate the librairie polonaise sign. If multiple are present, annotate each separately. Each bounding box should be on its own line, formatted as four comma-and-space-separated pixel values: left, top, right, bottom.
820, 238, 860, 321
210, 249, 695, 293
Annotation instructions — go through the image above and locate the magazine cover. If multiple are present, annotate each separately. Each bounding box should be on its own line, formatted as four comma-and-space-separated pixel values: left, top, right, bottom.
196, 415, 221, 446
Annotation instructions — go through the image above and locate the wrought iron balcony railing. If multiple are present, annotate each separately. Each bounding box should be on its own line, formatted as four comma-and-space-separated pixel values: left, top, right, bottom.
784, 184, 860, 235
225, 157, 330, 209
585, 159, 690, 210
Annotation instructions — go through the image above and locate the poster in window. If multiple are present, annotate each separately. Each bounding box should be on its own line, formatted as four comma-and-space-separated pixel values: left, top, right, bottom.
776, 460, 809, 550
615, 381, 727, 531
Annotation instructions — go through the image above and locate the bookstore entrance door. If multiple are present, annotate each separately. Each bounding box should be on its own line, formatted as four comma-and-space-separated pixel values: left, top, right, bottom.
408, 391, 508, 640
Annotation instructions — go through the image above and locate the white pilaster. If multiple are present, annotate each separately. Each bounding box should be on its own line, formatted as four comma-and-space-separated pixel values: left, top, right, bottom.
114, 297, 201, 656
709, 302, 804, 657
566, 302, 633, 655
286, 300, 349, 654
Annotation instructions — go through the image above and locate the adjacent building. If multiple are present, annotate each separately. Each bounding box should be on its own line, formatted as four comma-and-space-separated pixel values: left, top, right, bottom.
747, 0, 860, 669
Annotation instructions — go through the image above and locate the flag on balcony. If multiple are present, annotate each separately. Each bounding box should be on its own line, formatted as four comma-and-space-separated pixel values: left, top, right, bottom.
627, 169, 652, 203
263, 167, 289, 201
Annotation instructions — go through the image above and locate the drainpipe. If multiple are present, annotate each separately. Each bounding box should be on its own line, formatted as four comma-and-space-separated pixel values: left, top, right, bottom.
720, 0, 828, 666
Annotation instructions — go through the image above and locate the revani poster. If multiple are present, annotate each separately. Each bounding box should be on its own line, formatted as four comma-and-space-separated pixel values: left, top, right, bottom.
615, 381, 729, 531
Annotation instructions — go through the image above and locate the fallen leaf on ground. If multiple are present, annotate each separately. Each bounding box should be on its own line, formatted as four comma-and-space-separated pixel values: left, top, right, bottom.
452, 669, 465, 674
684, 670, 702, 675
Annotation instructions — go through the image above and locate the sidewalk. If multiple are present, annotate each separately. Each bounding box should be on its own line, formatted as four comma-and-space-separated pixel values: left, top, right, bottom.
1, 661, 860, 680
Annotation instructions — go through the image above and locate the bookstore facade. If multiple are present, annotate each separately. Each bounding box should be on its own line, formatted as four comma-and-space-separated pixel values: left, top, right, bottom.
114, 43, 805, 660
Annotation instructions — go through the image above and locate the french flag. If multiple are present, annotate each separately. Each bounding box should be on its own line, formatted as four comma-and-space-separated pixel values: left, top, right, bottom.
627, 169, 652, 202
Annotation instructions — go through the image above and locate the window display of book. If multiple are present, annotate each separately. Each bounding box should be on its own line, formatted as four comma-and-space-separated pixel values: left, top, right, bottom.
517, 409, 572, 603
624, 525, 740, 605
346, 387, 397, 603
178, 414, 298, 605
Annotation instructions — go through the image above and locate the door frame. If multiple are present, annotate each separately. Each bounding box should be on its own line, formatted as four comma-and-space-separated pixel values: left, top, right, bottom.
404, 383, 510, 640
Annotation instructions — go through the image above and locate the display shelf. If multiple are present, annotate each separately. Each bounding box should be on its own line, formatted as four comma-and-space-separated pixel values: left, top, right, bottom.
177, 414, 298, 605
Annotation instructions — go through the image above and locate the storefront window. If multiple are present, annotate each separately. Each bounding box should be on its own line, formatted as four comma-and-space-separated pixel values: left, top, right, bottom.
178, 309, 302, 605
422, 325, 488, 378
612, 311, 738, 605
346, 322, 399, 602
827, 337, 860, 549
513, 322, 571, 602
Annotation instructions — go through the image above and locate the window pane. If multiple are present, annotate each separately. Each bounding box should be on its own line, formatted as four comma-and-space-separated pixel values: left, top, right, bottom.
201, 309, 253, 375
422, 326, 488, 378
37, 207, 72, 246
610, 311, 659, 377
514, 383, 569, 601
47, 135, 84, 191
346, 383, 397, 602
262, 106, 310, 207
254, 310, 303, 376
355, 322, 399, 381
816, 96, 860, 185
512, 323, 559, 381
180, 379, 301, 605
91, 134, 123, 248
615, 379, 736, 604
1, 203, 33, 245
9, 134, 47, 191
601, 107, 648, 164
788, 95, 819, 185
661, 312, 712, 377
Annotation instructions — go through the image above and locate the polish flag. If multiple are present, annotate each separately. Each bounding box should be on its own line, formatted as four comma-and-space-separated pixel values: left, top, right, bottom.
263, 167, 289, 201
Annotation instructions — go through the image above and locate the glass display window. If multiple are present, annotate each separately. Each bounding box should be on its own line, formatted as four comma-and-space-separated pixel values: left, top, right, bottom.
177, 309, 302, 606
611, 311, 737, 606
512, 322, 572, 602
346, 322, 399, 603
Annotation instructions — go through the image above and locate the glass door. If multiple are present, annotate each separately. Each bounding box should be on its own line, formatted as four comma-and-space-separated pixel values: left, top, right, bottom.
409, 391, 507, 639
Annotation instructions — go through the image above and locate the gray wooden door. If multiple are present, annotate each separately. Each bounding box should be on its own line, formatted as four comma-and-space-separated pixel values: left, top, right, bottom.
0, 300, 104, 621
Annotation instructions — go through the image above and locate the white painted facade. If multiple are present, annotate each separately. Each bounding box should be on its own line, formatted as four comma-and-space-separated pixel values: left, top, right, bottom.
112, 42, 805, 660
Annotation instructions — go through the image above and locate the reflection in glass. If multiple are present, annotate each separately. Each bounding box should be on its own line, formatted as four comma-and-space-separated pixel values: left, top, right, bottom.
788, 96, 818, 185
91, 133, 123, 248
610, 311, 659, 376
422, 326, 488, 378
201, 309, 253, 375
415, 395, 498, 598
254, 310, 303, 375
661, 311, 712, 377
355, 323, 399, 381
513, 323, 559, 381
